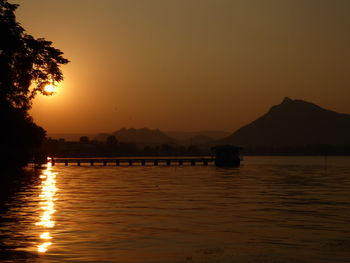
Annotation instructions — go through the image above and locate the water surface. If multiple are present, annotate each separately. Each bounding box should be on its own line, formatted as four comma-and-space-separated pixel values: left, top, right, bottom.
1, 156, 350, 262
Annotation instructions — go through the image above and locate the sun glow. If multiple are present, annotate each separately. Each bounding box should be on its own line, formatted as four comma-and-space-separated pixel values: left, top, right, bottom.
44, 84, 56, 94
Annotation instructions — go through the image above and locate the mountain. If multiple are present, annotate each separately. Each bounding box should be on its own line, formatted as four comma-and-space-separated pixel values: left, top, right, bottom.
95, 128, 175, 145
223, 97, 350, 147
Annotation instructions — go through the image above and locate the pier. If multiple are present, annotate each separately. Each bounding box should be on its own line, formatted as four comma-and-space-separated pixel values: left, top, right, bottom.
41, 157, 215, 167
32, 145, 242, 168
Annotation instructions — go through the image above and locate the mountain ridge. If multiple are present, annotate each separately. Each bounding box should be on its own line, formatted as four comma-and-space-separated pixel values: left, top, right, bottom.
223, 97, 350, 147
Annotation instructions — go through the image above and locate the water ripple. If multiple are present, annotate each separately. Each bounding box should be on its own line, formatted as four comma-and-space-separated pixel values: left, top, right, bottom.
0, 156, 350, 262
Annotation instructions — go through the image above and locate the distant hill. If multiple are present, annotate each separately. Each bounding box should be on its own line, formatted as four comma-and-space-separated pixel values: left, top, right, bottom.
223, 97, 350, 147
165, 130, 230, 141
93, 133, 110, 142
95, 128, 175, 145
178, 134, 215, 146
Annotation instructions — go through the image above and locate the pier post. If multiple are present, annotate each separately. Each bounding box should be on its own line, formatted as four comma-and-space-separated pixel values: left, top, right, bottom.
51, 157, 55, 166
115, 160, 120, 166
154, 160, 158, 166
103, 160, 107, 166
179, 160, 183, 165
141, 160, 146, 166
129, 160, 133, 166
203, 160, 208, 166
191, 160, 195, 166
65, 160, 68, 166
77, 161, 81, 166
166, 160, 171, 166
90, 160, 94, 166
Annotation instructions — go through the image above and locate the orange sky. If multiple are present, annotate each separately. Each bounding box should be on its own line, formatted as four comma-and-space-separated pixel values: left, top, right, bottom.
15, 0, 350, 133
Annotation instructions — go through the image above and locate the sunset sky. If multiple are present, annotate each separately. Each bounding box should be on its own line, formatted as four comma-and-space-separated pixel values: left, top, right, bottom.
15, 0, 350, 134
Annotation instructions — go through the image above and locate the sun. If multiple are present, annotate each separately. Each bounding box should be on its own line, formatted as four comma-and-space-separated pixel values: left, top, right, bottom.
44, 84, 56, 94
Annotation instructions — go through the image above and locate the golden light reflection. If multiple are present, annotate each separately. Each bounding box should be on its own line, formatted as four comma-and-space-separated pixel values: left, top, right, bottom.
38, 242, 52, 253
36, 167, 57, 253
40, 232, 52, 240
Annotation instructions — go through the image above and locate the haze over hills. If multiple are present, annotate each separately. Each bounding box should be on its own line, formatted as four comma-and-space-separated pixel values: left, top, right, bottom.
164, 131, 230, 141
94, 128, 174, 145
48, 98, 350, 149
47, 133, 95, 141
48, 129, 230, 145
223, 97, 350, 147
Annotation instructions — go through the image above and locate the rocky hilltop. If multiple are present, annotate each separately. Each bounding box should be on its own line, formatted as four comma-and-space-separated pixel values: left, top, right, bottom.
224, 97, 350, 147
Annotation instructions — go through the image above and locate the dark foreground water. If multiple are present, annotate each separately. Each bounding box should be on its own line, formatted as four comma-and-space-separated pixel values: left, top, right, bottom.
0, 156, 350, 263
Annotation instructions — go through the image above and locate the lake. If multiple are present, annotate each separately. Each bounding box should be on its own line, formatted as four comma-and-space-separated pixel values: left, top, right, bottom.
1, 156, 350, 262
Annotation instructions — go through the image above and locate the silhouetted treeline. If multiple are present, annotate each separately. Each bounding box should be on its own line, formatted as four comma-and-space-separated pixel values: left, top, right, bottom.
40, 136, 209, 157
0, 104, 45, 169
41, 136, 350, 157
0, 0, 68, 170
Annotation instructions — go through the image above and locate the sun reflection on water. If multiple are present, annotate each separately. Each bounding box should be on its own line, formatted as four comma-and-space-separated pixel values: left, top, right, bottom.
36, 165, 57, 253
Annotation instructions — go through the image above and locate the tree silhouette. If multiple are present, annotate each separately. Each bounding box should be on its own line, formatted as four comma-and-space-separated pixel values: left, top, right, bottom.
0, 0, 69, 169
0, 0, 69, 111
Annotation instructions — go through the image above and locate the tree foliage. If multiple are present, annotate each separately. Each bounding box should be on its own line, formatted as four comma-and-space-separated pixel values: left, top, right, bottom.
0, 0, 69, 111
0, 0, 68, 169
0, 103, 45, 168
